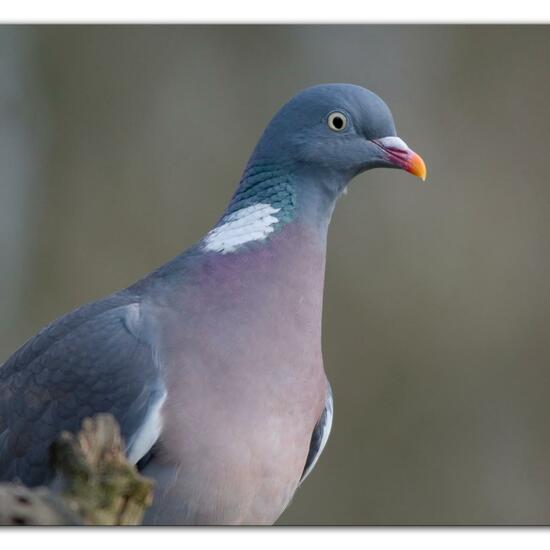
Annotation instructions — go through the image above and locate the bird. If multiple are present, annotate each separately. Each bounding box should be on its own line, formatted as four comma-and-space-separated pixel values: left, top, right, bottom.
0, 83, 426, 525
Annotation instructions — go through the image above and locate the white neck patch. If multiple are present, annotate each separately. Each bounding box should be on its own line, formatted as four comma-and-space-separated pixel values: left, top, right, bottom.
203, 203, 281, 254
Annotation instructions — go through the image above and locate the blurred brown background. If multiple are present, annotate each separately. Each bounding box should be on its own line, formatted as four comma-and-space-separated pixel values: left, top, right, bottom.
1, 25, 550, 525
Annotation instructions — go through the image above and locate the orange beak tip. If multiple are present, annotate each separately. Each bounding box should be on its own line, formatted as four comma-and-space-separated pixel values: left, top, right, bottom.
409, 152, 427, 182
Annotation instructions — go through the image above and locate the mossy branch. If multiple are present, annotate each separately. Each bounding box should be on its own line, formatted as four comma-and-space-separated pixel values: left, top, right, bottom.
0, 414, 154, 526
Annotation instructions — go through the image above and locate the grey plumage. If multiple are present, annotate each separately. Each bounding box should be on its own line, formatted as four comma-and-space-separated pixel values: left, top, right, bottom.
0, 84, 426, 524
0, 293, 164, 485
301, 385, 333, 483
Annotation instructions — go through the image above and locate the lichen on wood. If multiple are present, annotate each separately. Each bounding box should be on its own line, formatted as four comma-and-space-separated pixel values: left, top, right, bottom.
0, 414, 154, 526
0, 483, 81, 526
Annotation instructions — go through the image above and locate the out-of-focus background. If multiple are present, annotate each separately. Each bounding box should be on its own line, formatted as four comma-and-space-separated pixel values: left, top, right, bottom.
1, 25, 550, 525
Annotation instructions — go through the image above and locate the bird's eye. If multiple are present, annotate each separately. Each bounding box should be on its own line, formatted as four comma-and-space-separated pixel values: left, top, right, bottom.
327, 112, 348, 132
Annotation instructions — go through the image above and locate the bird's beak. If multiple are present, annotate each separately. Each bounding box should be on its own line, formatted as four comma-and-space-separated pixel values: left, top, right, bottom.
371, 136, 427, 182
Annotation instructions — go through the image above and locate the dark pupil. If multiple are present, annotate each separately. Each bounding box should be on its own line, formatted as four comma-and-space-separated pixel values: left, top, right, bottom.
332, 116, 344, 129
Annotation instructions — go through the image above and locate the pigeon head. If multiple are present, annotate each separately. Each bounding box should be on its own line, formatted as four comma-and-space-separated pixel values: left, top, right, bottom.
204, 84, 426, 254
249, 83, 427, 195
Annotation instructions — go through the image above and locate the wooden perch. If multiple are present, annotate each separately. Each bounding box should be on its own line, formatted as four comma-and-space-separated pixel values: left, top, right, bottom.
0, 414, 154, 526
0, 483, 82, 526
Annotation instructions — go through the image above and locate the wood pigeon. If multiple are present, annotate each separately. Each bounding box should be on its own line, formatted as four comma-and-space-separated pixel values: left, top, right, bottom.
0, 84, 426, 525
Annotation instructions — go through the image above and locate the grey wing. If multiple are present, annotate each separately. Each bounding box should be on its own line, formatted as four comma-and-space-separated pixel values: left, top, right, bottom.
0, 295, 165, 486
300, 385, 333, 483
